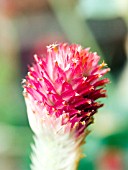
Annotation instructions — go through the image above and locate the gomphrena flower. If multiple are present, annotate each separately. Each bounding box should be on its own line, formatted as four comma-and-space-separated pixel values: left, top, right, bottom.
23, 43, 110, 170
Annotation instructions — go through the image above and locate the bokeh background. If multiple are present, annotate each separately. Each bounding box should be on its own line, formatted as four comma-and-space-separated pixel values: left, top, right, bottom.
0, 0, 128, 170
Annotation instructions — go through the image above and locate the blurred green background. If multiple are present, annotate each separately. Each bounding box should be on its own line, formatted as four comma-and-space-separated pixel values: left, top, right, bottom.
0, 0, 128, 170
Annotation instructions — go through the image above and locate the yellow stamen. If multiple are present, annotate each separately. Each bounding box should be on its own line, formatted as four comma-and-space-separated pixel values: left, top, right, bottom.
99, 61, 107, 69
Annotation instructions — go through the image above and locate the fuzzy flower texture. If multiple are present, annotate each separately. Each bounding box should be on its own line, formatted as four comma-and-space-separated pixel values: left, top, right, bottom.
23, 43, 110, 170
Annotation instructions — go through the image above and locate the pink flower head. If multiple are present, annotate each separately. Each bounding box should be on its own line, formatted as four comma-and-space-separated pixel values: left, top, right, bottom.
23, 43, 110, 138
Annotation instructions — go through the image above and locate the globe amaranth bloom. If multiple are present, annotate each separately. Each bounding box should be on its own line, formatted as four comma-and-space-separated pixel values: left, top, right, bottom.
23, 43, 110, 170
